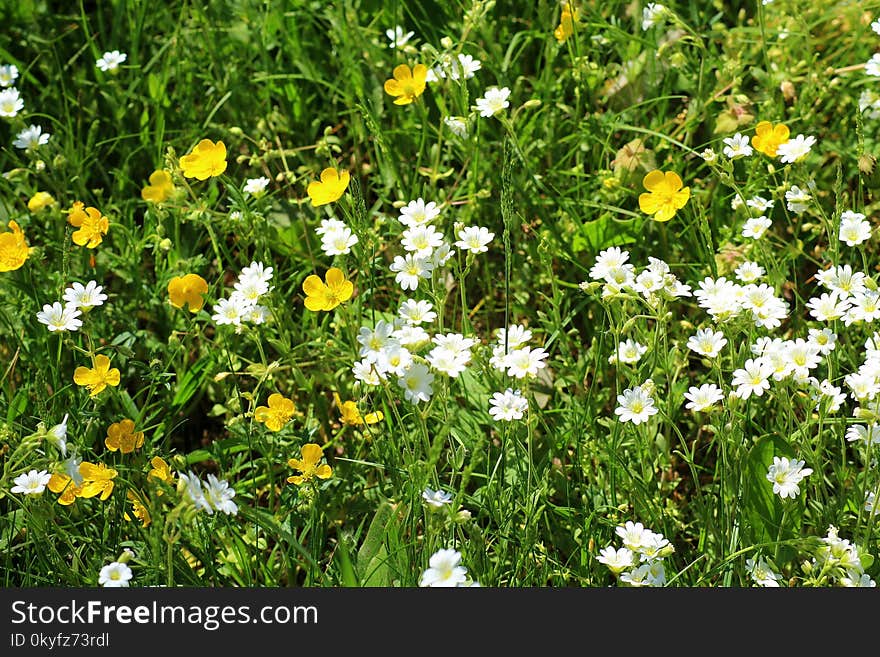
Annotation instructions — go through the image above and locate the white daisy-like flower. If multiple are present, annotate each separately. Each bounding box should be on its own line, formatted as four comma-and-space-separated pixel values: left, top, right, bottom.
766, 456, 812, 499
0, 64, 19, 87
454, 225, 494, 254
734, 261, 765, 283
397, 362, 435, 404
444, 116, 468, 138
390, 254, 434, 291
838, 210, 871, 247
0, 87, 24, 117
422, 487, 453, 507
475, 86, 511, 118
386, 25, 415, 49
742, 216, 772, 239
608, 338, 647, 365
98, 562, 133, 588
96, 50, 127, 72
10, 469, 52, 495
419, 548, 468, 587
62, 280, 108, 311
399, 198, 441, 228
398, 299, 436, 325
36, 302, 83, 332
243, 176, 270, 197
488, 388, 528, 421
683, 384, 725, 412
13, 124, 51, 151
776, 134, 816, 164
866, 53, 880, 77
614, 384, 658, 425
722, 132, 753, 159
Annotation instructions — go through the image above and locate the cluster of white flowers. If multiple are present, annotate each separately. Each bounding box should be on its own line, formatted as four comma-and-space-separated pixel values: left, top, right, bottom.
596, 521, 674, 587
316, 217, 359, 257
693, 276, 789, 329
488, 323, 549, 380
808, 526, 876, 587
810, 264, 880, 327
178, 471, 239, 516
419, 548, 479, 587
36, 280, 108, 333
211, 261, 273, 330
426, 52, 482, 83
588, 248, 692, 307
0, 63, 23, 119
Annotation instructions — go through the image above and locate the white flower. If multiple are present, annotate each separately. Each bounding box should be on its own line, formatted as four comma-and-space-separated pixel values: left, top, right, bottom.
398, 362, 435, 404
866, 491, 876, 513
357, 320, 398, 362
46, 413, 70, 456
722, 132, 753, 159
746, 196, 774, 213
402, 224, 444, 258
0, 87, 24, 117
734, 261, 765, 283
806, 292, 850, 321
398, 299, 436, 325
98, 562, 133, 588
178, 471, 211, 513
475, 86, 511, 118
0, 64, 19, 87
814, 264, 865, 299
731, 357, 773, 399
419, 548, 468, 587
785, 185, 811, 214
243, 176, 270, 196
746, 557, 783, 587
320, 224, 359, 256
450, 53, 482, 80
423, 488, 453, 507
36, 302, 83, 332
766, 456, 812, 499
776, 134, 816, 164
809, 378, 845, 413
63, 280, 108, 311
386, 25, 415, 48
96, 50, 127, 72
686, 328, 727, 358
839, 210, 872, 247
352, 358, 384, 386
202, 474, 238, 516
742, 215, 772, 239
504, 346, 549, 379
641, 3, 666, 30
392, 323, 431, 348
846, 424, 880, 445
608, 339, 647, 365
596, 546, 634, 574
866, 53, 880, 77
683, 384, 724, 412
615, 521, 652, 552
390, 254, 434, 291
374, 344, 413, 377
488, 388, 528, 421
807, 328, 837, 355
211, 295, 251, 326
315, 217, 347, 236
10, 469, 52, 495
444, 116, 468, 138
841, 572, 876, 587
589, 247, 630, 281
431, 241, 455, 268
432, 332, 477, 355
399, 198, 441, 227
614, 384, 658, 425
860, 90, 880, 119
873, 19, 880, 36
426, 345, 470, 377
843, 289, 880, 326
454, 225, 494, 254
13, 124, 50, 150
240, 261, 274, 287
785, 338, 821, 380
700, 148, 717, 164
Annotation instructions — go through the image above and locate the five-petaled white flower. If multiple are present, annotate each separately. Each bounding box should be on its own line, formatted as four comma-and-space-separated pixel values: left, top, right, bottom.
419, 548, 468, 587
766, 456, 812, 499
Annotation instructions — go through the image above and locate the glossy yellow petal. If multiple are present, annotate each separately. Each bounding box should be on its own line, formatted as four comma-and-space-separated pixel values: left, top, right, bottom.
315, 464, 332, 479
300, 443, 324, 467
642, 169, 666, 192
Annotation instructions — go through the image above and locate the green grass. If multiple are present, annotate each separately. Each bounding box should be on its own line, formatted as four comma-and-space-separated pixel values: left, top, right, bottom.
1, 0, 880, 587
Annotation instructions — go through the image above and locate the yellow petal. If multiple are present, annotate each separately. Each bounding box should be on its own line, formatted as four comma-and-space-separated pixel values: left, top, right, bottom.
392, 64, 412, 81
300, 443, 324, 467
325, 267, 345, 288
315, 464, 332, 479
639, 193, 662, 215
642, 169, 666, 192
663, 171, 683, 192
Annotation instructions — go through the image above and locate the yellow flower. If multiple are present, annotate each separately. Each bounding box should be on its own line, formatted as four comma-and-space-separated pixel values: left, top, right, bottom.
306, 167, 350, 206
179, 139, 227, 180
105, 418, 145, 454
67, 201, 86, 227
751, 120, 790, 157
333, 392, 384, 426
0, 220, 30, 272
384, 63, 428, 105
125, 490, 151, 527
73, 354, 121, 396
302, 267, 353, 312
47, 473, 83, 505
77, 461, 118, 500
148, 456, 174, 489
48, 461, 118, 505
141, 169, 175, 203
254, 393, 297, 432
28, 191, 55, 212
287, 443, 332, 486
167, 273, 209, 312
638, 170, 690, 223
554, 5, 579, 42
71, 206, 109, 248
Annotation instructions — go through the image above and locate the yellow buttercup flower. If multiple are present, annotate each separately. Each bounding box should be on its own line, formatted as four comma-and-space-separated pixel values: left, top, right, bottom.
554, 5, 579, 42
71, 206, 109, 248
28, 191, 55, 212
179, 139, 227, 180
125, 490, 151, 527
638, 170, 690, 223
306, 167, 350, 206
751, 121, 790, 157
287, 443, 332, 486
254, 393, 297, 432
148, 456, 174, 489
302, 267, 353, 312
48, 461, 118, 505
77, 461, 118, 500
333, 392, 384, 426
141, 169, 175, 203
105, 418, 145, 454
167, 273, 209, 312
384, 63, 427, 105
0, 220, 30, 272
73, 354, 121, 396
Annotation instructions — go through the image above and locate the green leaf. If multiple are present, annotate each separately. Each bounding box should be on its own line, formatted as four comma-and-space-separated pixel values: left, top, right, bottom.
357, 501, 394, 587
577, 214, 642, 252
